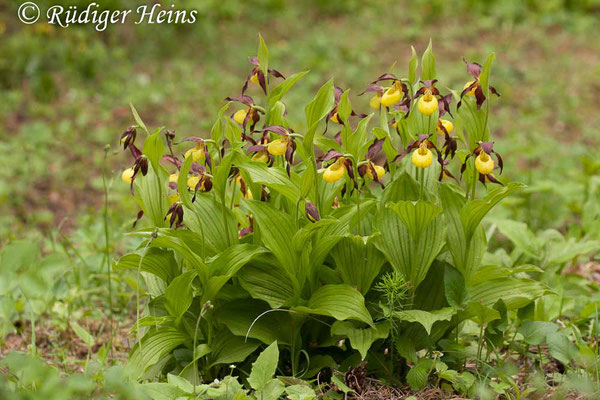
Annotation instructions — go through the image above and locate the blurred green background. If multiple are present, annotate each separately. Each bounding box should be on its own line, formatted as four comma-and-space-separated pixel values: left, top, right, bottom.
1, 0, 599, 243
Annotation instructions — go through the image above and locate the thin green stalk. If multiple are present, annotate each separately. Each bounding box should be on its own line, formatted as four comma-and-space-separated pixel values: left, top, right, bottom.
102, 146, 114, 349
193, 305, 209, 394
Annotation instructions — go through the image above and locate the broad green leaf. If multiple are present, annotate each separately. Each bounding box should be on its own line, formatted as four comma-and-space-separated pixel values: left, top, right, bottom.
269, 71, 309, 106
303, 79, 335, 153
463, 301, 500, 325
238, 259, 298, 308
130, 103, 149, 133
461, 182, 525, 243
286, 384, 316, 400
300, 163, 315, 199
331, 321, 390, 360
143, 133, 165, 172
444, 265, 468, 308
141, 383, 190, 399
183, 193, 237, 255
421, 39, 436, 81
337, 89, 352, 123
495, 219, 541, 259
439, 183, 485, 279
469, 276, 549, 310
248, 342, 279, 391
131, 229, 208, 282
388, 200, 442, 238
376, 201, 445, 288
243, 200, 300, 284
208, 243, 268, 277
238, 162, 301, 202
268, 100, 286, 126
113, 248, 178, 283
216, 300, 294, 345
294, 284, 374, 327
330, 235, 386, 295
212, 148, 237, 198
129, 327, 188, 379
164, 270, 196, 319
134, 164, 168, 228
406, 359, 433, 391
547, 332, 578, 366
408, 46, 418, 84
518, 321, 559, 345
208, 330, 260, 367
394, 308, 456, 335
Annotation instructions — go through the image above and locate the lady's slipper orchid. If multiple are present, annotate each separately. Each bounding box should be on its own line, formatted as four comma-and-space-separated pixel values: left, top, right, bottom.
461, 141, 504, 185
256, 125, 296, 176
242, 56, 285, 95
457, 58, 500, 110
412, 143, 434, 168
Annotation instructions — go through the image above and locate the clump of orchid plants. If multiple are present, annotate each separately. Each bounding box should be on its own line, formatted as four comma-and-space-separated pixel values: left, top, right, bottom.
116, 38, 531, 393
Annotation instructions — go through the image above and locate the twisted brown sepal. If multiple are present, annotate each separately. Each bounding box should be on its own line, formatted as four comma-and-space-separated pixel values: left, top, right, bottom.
120, 126, 137, 150
165, 203, 184, 228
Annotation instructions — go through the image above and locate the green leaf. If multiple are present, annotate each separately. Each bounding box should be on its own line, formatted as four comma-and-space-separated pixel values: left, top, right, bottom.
377, 198, 445, 288
208, 243, 268, 277
303, 79, 335, 153
210, 103, 230, 143
463, 301, 500, 325
129, 327, 188, 379
248, 342, 279, 391
130, 103, 149, 133
547, 332, 578, 366
444, 265, 468, 308
238, 259, 298, 308
238, 162, 301, 202
141, 383, 191, 399
394, 308, 456, 335
421, 39, 436, 81
243, 200, 300, 284
460, 182, 525, 243
71, 321, 95, 348
164, 270, 196, 319
208, 330, 260, 367
408, 46, 418, 84
469, 276, 549, 310
479, 53, 495, 95
183, 193, 237, 255
495, 219, 541, 259
406, 359, 433, 391
330, 235, 386, 295
216, 300, 294, 345
294, 284, 374, 326
337, 89, 352, 123
331, 321, 390, 360
286, 384, 316, 400
257, 33, 269, 75
113, 248, 178, 284
143, 133, 165, 172
269, 71, 309, 106
388, 200, 442, 238
131, 229, 208, 281
134, 164, 168, 228
518, 321, 558, 345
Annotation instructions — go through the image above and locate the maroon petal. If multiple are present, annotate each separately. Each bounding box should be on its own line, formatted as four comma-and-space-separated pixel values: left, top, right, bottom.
463, 58, 482, 78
